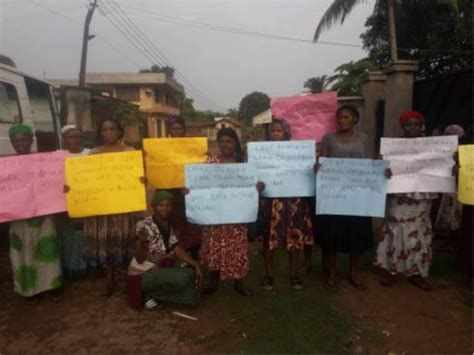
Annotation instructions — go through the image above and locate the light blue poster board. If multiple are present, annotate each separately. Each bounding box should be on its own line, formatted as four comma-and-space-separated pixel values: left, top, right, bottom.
247, 141, 316, 197
185, 163, 259, 225
316, 158, 389, 217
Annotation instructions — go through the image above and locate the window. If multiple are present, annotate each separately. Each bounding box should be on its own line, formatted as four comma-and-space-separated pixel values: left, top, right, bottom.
115, 86, 140, 102
0, 81, 21, 123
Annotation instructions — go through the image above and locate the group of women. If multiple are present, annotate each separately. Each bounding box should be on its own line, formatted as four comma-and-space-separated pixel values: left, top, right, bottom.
5, 104, 471, 309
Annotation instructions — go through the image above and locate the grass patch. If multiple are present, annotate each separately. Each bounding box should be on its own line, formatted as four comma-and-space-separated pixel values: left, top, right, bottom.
199, 247, 377, 353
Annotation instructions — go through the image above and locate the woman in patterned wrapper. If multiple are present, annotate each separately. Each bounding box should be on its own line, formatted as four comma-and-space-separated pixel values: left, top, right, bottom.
192, 127, 264, 297
375, 111, 441, 291
258, 118, 314, 291
7, 123, 63, 304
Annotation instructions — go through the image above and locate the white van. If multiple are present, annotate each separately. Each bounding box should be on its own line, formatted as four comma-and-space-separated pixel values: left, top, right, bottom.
0, 63, 61, 156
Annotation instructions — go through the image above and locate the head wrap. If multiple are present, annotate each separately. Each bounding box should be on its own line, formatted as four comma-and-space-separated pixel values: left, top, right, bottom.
8, 123, 33, 137
267, 117, 292, 141
167, 117, 185, 129
444, 124, 464, 138
61, 124, 82, 136
151, 190, 174, 207
399, 111, 425, 126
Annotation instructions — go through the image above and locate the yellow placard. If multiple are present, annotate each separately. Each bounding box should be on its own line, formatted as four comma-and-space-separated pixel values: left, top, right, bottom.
458, 145, 474, 205
143, 138, 208, 189
66, 151, 147, 217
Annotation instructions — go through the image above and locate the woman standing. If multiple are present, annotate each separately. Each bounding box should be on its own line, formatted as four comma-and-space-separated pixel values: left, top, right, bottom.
129, 191, 203, 310
317, 104, 373, 290
57, 125, 90, 277
258, 118, 314, 291
199, 128, 259, 296
83, 119, 138, 296
164, 117, 202, 259
375, 111, 438, 291
8, 123, 62, 303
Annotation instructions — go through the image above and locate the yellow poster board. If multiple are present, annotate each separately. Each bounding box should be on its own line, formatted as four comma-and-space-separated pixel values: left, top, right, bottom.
458, 145, 474, 205
65, 151, 147, 217
143, 137, 208, 189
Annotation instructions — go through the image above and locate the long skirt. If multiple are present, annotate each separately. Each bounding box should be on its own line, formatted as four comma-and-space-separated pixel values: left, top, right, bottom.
84, 213, 135, 268
200, 224, 249, 280
56, 214, 87, 277
9, 216, 62, 297
142, 267, 198, 305
317, 215, 373, 254
375, 196, 433, 277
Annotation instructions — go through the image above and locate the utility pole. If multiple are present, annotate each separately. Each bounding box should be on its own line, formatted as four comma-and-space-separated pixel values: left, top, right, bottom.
387, 0, 398, 63
79, 0, 98, 87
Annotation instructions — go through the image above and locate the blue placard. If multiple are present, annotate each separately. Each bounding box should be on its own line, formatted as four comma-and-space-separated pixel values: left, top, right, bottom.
247, 141, 316, 197
316, 158, 389, 217
185, 163, 258, 225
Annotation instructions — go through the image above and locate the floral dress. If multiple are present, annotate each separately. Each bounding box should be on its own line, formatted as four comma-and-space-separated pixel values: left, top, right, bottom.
375, 193, 437, 277
200, 155, 249, 280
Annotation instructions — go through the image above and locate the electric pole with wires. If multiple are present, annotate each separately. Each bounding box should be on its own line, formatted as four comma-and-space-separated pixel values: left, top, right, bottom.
79, 0, 98, 86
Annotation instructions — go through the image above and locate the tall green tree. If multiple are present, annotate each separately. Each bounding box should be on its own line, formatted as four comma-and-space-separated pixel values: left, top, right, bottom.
304, 75, 329, 93
114, 103, 142, 127
361, 0, 472, 79
238, 92, 270, 126
327, 58, 378, 96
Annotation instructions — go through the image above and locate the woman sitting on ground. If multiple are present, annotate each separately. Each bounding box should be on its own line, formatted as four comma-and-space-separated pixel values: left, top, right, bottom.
129, 191, 203, 310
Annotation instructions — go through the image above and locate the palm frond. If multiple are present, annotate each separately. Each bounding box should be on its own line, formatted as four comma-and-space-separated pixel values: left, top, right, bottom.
313, 0, 367, 42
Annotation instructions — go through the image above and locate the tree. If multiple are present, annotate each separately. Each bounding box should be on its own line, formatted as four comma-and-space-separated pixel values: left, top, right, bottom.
114, 103, 142, 127
361, 0, 472, 79
303, 75, 329, 93
139, 64, 175, 78
226, 108, 239, 118
178, 97, 223, 123
238, 92, 270, 126
0, 54, 16, 67
326, 58, 378, 96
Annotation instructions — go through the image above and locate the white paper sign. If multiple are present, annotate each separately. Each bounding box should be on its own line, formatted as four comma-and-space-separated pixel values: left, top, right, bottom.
380, 136, 458, 193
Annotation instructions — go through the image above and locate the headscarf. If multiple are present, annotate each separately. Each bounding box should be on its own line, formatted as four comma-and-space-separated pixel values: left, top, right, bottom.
61, 124, 82, 136
399, 111, 425, 126
267, 117, 292, 141
444, 124, 464, 138
151, 190, 174, 207
167, 117, 185, 129
8, 123, 33, 137
216, 127, 244, 162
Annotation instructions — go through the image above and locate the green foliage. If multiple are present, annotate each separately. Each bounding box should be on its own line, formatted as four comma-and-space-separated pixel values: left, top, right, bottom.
178, 97, 222, 123
327, 58, 378, 96
114, 103, 142, 127
304, 75, 329, 93
238, 92, 270, 126
0, 54, 16, 67
226, 108, 239, 118
139, 64, 175, 78
361, 0, 472, 79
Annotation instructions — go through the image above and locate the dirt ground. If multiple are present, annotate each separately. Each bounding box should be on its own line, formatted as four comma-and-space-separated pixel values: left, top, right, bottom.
1, 267, 472, 353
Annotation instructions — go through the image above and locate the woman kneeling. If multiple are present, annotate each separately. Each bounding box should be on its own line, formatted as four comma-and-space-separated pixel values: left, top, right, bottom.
129, 191, 203, 310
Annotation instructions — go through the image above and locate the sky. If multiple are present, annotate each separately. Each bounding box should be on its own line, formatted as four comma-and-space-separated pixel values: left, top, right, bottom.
0, 0, 375, 111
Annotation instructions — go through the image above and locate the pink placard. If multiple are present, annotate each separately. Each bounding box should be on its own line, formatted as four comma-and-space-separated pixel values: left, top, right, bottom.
0, 151, 68, 223
271, 92, 338, 142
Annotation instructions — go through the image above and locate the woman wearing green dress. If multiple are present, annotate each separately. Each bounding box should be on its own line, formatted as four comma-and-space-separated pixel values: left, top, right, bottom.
8, 123, 63, 303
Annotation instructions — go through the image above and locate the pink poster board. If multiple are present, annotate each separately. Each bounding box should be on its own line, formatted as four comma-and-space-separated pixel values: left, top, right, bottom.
271, 92, 338, 142
0, 151, 68, 223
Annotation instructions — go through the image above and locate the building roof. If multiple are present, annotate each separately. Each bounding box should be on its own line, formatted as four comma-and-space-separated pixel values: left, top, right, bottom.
49, 72, 184, 94
214, 116, 242, 127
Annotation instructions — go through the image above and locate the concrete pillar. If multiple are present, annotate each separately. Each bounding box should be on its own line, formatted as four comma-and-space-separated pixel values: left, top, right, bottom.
382, 60, 418, 137
360, 71, 386, 157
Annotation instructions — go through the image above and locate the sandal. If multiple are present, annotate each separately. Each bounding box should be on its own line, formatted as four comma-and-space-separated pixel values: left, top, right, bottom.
348, 276, 367, 291
290, 276, 304, 291
144, 298, 162, 311
408, 276, 432, 291
262, 277, 274, 290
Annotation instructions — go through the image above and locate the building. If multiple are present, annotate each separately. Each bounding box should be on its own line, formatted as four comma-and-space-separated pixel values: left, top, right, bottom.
50, 72, 184, 137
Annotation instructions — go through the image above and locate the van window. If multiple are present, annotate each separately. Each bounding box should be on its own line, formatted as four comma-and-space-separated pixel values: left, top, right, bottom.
25, 77, 58, 151
0, 81, 22, 123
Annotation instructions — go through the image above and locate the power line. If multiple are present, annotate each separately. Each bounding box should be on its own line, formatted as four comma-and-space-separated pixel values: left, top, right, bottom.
100, 0, 225, 111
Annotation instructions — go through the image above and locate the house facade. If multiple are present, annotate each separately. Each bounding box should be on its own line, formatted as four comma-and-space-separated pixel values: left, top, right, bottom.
50, 72, 184, 137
